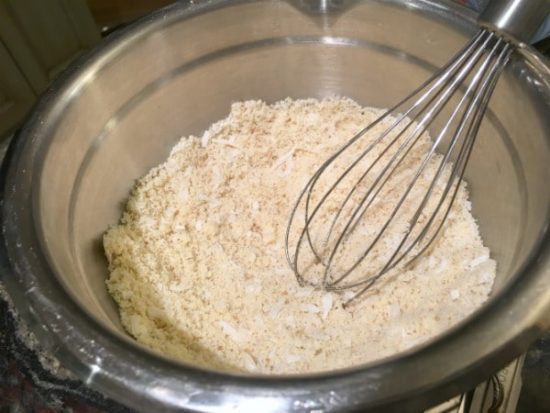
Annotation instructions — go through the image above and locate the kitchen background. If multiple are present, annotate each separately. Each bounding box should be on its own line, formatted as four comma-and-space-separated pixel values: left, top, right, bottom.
0, 0, 549, 412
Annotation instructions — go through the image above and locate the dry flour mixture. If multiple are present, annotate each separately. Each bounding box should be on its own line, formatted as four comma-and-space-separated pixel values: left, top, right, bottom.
104, 98, 496, 373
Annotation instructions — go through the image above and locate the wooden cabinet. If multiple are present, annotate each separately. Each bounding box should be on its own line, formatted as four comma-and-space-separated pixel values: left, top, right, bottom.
86, 0, 174, 29
0, 41, 36, 138
0, 0, 100, 139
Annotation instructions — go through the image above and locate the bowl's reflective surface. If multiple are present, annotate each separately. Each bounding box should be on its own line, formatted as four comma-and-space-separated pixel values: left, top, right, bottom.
1, 0, 550, 412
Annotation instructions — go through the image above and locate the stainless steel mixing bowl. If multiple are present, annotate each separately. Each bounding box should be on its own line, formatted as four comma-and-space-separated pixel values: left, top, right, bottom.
1, 0, 550, 411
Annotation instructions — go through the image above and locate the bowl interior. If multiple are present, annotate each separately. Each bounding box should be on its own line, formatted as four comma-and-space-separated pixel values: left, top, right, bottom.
35, 0, 550, 368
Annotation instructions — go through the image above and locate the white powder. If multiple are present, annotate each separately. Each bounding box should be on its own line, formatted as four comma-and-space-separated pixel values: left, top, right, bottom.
104, 98, 496, 374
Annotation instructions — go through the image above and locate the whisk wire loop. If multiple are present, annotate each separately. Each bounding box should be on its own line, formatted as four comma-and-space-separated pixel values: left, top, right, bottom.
286, 30, 488, 277
286, 28, 513, 305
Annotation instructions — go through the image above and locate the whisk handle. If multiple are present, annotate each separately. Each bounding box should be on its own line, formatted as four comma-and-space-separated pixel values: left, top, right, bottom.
479, 0, 550, 43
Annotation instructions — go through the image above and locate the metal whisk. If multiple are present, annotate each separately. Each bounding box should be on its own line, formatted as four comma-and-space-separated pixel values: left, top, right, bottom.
285, 0, 549, 306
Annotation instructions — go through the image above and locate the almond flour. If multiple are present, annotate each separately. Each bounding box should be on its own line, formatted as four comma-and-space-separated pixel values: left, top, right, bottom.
104, 98, 496, 374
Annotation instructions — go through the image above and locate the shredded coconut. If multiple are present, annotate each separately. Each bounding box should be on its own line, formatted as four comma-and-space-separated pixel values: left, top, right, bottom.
321, 294, 333, 320
104, 98, 496, 374
450, 290, 461, 301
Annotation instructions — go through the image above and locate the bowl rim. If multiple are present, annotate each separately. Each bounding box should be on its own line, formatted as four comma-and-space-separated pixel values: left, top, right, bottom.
1, 0, 550, 411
